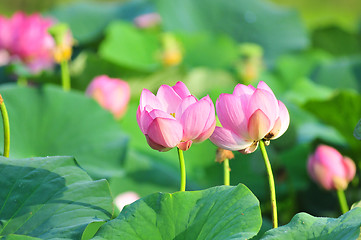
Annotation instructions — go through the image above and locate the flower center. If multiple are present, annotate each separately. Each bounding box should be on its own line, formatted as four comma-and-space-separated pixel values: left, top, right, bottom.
170, 113, 175, 118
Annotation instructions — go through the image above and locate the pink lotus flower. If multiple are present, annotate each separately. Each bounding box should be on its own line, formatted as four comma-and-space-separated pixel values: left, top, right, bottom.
137, 81, 216, 152
0, 12, 55, 73
210, 81, 290, 153
114, 191, 140, 211
308, 145, 356, 190
86, 75, 131, 119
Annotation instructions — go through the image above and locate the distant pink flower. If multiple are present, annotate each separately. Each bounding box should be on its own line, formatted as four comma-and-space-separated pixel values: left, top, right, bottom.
0, 12, 55, 73
134, 13, 161, 28
308, 145, 356, 190
137, 81, 216, 152
86, 75, 130, 119
210, 81, 290, 153
114, 192, 140, 211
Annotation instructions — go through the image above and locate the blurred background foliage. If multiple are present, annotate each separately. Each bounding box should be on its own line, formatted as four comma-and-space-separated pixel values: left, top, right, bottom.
0, 0, 361, 233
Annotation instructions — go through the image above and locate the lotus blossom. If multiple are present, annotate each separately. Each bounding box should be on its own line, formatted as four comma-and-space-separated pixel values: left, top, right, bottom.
210, 81, 290, 153
308, 145, 356, 190
0, 12, 55, 73
86, 75, 131, 119
137, 81, 216, 152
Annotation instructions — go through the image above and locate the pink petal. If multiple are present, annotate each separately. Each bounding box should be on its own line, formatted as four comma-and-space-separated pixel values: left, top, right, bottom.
146, 117, 182, 151
196, 121, 216, 143
210, 126, 253, 151
172, 81, 191, 99
140, 89, 163, 111
175, 95, 197, 120
216, 93, 249, 138
257, 81, 276, 99
148, 108, 175, 120
342, 157, 356, 182
193, 96, 216, 142
138, 108, 175, 134
239, 141, 259, 154
314, 145, 344, 176
180, 96, 213, 141
270, 100, 290, 139
233, 84, 255, 96
312, 162, 333, 190
136, 106, 152, 134
247, 88, 279, 129
156, 85, 182, 113
177, 140, 193, 151
247, 109, 271, 140
146, 135, 172, 152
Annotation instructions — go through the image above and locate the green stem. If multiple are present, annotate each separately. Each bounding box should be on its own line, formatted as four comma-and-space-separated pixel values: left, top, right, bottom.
60, 60, 71, 91
336, 189, 349, 214
0, 95, 10, 157
224, 158, 230, 186
259, 140, 278, 228
177, 147, 186, 191
17, 76, 27, 86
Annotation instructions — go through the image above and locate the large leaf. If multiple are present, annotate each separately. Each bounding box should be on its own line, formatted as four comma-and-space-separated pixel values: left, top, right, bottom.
269, 0, 361, 31
0, 156, 113, 239
99, 21, 160, 71
311, 57, 361, 91
303, 91, 361, 149
312, 26, 361, 56
0, 84, 128, 177
49, 0, 154, 44
93, 184, 262, 240
178, 33, 238, 69
260, 208, 361, 239
154, 0, 309, 63
354, 119, 361, 141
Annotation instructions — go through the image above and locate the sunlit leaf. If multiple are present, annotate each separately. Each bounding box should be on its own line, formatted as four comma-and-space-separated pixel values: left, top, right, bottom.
93, 184, 262, 240
260, 208, 361, 239
0, 84, 128, 178
0, 156, 113, 239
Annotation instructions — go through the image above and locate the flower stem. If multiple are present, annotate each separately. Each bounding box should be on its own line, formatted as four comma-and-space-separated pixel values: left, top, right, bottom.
177, 147, 186, 191
224, 158, 230, 186
60, 60, 71, 91
259, 140, 278, 228
336, 189, 349, 214
0, 95, 10, 157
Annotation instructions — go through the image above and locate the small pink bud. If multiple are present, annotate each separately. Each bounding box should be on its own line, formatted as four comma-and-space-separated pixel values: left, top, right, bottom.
307, 145, 356, 190
137, 81, 216, 152
86, 75, 130, 119
134, 13, 161, 29
114, 191, 140, 211
210, 81, 289, 153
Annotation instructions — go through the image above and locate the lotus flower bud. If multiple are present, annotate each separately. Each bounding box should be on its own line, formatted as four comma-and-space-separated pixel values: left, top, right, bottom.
161, 33, 182, 66
114, 191, 140, 211
48, 23, 74, 63
236, 43, 263, 84
137, 81, 216, 152
308, 145, 356, 190
86, 75, 130, 119
134, 13, 161, 29
210, 81, 290, 153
